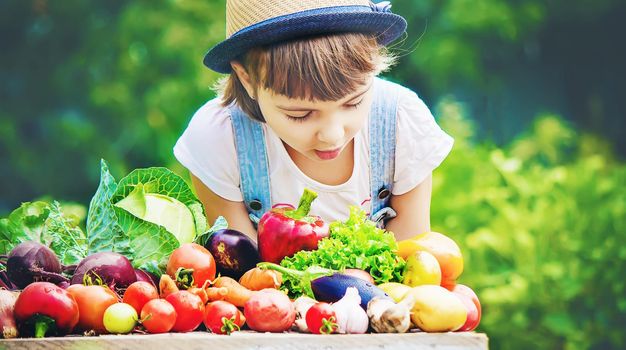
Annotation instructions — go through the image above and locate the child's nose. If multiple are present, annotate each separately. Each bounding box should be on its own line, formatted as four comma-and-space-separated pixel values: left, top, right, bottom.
317, 120, 345, 145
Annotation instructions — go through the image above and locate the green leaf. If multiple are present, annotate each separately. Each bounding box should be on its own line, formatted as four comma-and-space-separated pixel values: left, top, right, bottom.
0, 201, 87, 265
0, 202, 51, 250
86, 159, 133, 256
46, 202, 88, 265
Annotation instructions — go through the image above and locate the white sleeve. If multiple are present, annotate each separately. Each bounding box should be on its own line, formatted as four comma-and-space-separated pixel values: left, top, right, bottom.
392, 88, 454, 195
173, 98, 244, 202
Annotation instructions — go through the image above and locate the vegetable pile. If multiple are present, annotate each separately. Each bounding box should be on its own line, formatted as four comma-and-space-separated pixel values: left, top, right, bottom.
0, 160, 483, 339
279, 207, 404, 298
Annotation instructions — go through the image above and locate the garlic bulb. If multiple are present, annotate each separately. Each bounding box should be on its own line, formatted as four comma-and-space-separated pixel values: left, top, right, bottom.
367, 295, 413, 333
292, 296, 317, 332
332, 287, 369, 334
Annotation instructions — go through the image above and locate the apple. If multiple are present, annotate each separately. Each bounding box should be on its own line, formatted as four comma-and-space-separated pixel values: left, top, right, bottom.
451, 284, 481, 331
406, 285, 467, 332
402, 250, 442, 286
397, 232, 464, 285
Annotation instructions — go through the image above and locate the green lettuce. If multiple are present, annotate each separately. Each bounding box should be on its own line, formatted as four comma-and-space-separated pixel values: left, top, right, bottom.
280, 206, 406, 298
0, 201, 87, 265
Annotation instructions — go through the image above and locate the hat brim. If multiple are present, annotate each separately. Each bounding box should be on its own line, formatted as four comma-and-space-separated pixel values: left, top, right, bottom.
203, 5, 407, 74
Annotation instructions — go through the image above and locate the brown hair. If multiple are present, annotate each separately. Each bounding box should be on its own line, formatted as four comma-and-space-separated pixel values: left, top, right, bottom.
216, 32, 396, 122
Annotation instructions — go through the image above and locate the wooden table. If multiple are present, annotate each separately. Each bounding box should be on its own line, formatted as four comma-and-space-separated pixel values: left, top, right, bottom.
0, 331, 488, 350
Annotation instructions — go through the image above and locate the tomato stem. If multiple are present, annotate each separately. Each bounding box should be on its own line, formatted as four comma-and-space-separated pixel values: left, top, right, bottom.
33, 315, 56, 338
320, 316, 338, 334
175, 267, 195, 289
220, 316, 240, 335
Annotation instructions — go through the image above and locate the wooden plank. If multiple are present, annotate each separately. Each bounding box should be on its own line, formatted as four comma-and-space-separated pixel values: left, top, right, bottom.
0, 331, 488, 350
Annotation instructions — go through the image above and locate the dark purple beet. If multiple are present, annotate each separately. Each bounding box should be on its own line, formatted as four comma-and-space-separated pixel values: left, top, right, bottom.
7, 241, 69, 289
204, 229, 260, 280
134, 268, 157, 288
70, 252, 137, 290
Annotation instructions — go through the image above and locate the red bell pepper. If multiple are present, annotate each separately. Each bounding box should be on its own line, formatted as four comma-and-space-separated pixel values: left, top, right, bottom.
258, 188, 329, 263
13, 282, 79, 337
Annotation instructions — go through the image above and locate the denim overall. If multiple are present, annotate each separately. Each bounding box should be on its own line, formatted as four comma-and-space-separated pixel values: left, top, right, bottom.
230, 77, 399, 227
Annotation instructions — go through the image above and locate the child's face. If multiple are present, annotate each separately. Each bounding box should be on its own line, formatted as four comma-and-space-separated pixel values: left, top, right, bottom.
256, 77, 374, 162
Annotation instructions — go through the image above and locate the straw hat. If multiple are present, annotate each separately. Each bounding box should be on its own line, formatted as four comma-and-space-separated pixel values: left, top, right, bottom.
203, 0, 407, 73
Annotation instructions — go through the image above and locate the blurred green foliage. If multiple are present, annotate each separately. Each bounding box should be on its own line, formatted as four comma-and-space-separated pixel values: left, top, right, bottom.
1, 1, 625, 348
431, 100, 626, 349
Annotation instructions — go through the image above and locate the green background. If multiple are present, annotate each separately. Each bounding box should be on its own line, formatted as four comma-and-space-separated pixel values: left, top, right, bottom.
1, 1, 625, 348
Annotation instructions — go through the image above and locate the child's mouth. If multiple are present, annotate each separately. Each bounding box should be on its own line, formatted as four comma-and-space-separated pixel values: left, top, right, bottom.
315, 147, 342, 160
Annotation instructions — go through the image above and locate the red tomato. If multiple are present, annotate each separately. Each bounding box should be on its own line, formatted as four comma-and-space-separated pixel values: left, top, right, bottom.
67, 284, 119, 334
165, 291, 205, 332
123, 281, 159, 314
140, 299, 177, 334
203, 301, 245, 335
166, 243, 216, 288
305, 302, 338, 334
14, 282, 79, 337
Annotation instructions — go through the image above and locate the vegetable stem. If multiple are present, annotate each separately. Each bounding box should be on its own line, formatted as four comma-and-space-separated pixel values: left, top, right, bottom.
175, 267, 195, 289
257, 262, 304, 279
220, 316, 240, 335
33, 315, 55, 338
257, 262, 336, 298
286, 188, 317, 220
31, 268, 70, 285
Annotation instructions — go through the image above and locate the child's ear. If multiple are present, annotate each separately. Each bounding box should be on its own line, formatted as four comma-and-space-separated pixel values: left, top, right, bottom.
230, 61, 256, 100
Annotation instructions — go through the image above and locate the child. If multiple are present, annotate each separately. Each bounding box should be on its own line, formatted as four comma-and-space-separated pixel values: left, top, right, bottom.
174, 0, 454, 242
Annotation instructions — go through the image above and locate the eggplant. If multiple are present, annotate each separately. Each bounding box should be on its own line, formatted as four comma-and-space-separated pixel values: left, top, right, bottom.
311, 273, 391, 310
204, 229, 260, 280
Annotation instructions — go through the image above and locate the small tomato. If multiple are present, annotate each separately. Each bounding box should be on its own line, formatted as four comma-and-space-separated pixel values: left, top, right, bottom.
166, 243, 216, 288
166, 291, 205, 332
103, 303, 137, 334
305, 302, 338, 334
203, 300, 244, 335
123, 281, 159, 314
140, 299, 177, 334
67, 284, 119, 333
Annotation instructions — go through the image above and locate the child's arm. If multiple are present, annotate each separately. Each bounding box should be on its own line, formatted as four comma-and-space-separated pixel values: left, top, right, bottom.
385, 173, 433, 241
190, 174, 258, 242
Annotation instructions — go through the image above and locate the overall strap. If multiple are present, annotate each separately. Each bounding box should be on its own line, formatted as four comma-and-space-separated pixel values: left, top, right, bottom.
229, 105, 271, 225
369, 78, 400, 226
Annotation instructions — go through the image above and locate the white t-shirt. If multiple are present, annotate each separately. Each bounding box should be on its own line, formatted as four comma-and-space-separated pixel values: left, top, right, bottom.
174, 84, 454, 223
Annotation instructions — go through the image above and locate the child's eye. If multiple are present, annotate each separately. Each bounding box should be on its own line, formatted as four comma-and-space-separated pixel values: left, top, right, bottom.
286, 112, 312, 123
346, 100, 364, 109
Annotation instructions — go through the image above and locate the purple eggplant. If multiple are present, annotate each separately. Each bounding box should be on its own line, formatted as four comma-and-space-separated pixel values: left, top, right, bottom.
204, 229, 260, 280
311, 273, 391, 310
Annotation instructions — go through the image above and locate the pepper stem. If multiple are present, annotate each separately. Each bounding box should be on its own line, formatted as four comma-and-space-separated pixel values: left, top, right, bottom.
289, 188, 317, 220
33, 315, 56, 338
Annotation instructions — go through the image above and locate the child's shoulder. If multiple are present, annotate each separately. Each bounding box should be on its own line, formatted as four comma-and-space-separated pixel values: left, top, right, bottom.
188, 95, 232, 128
176, 95, 237, 154
376, 78, 425, 106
